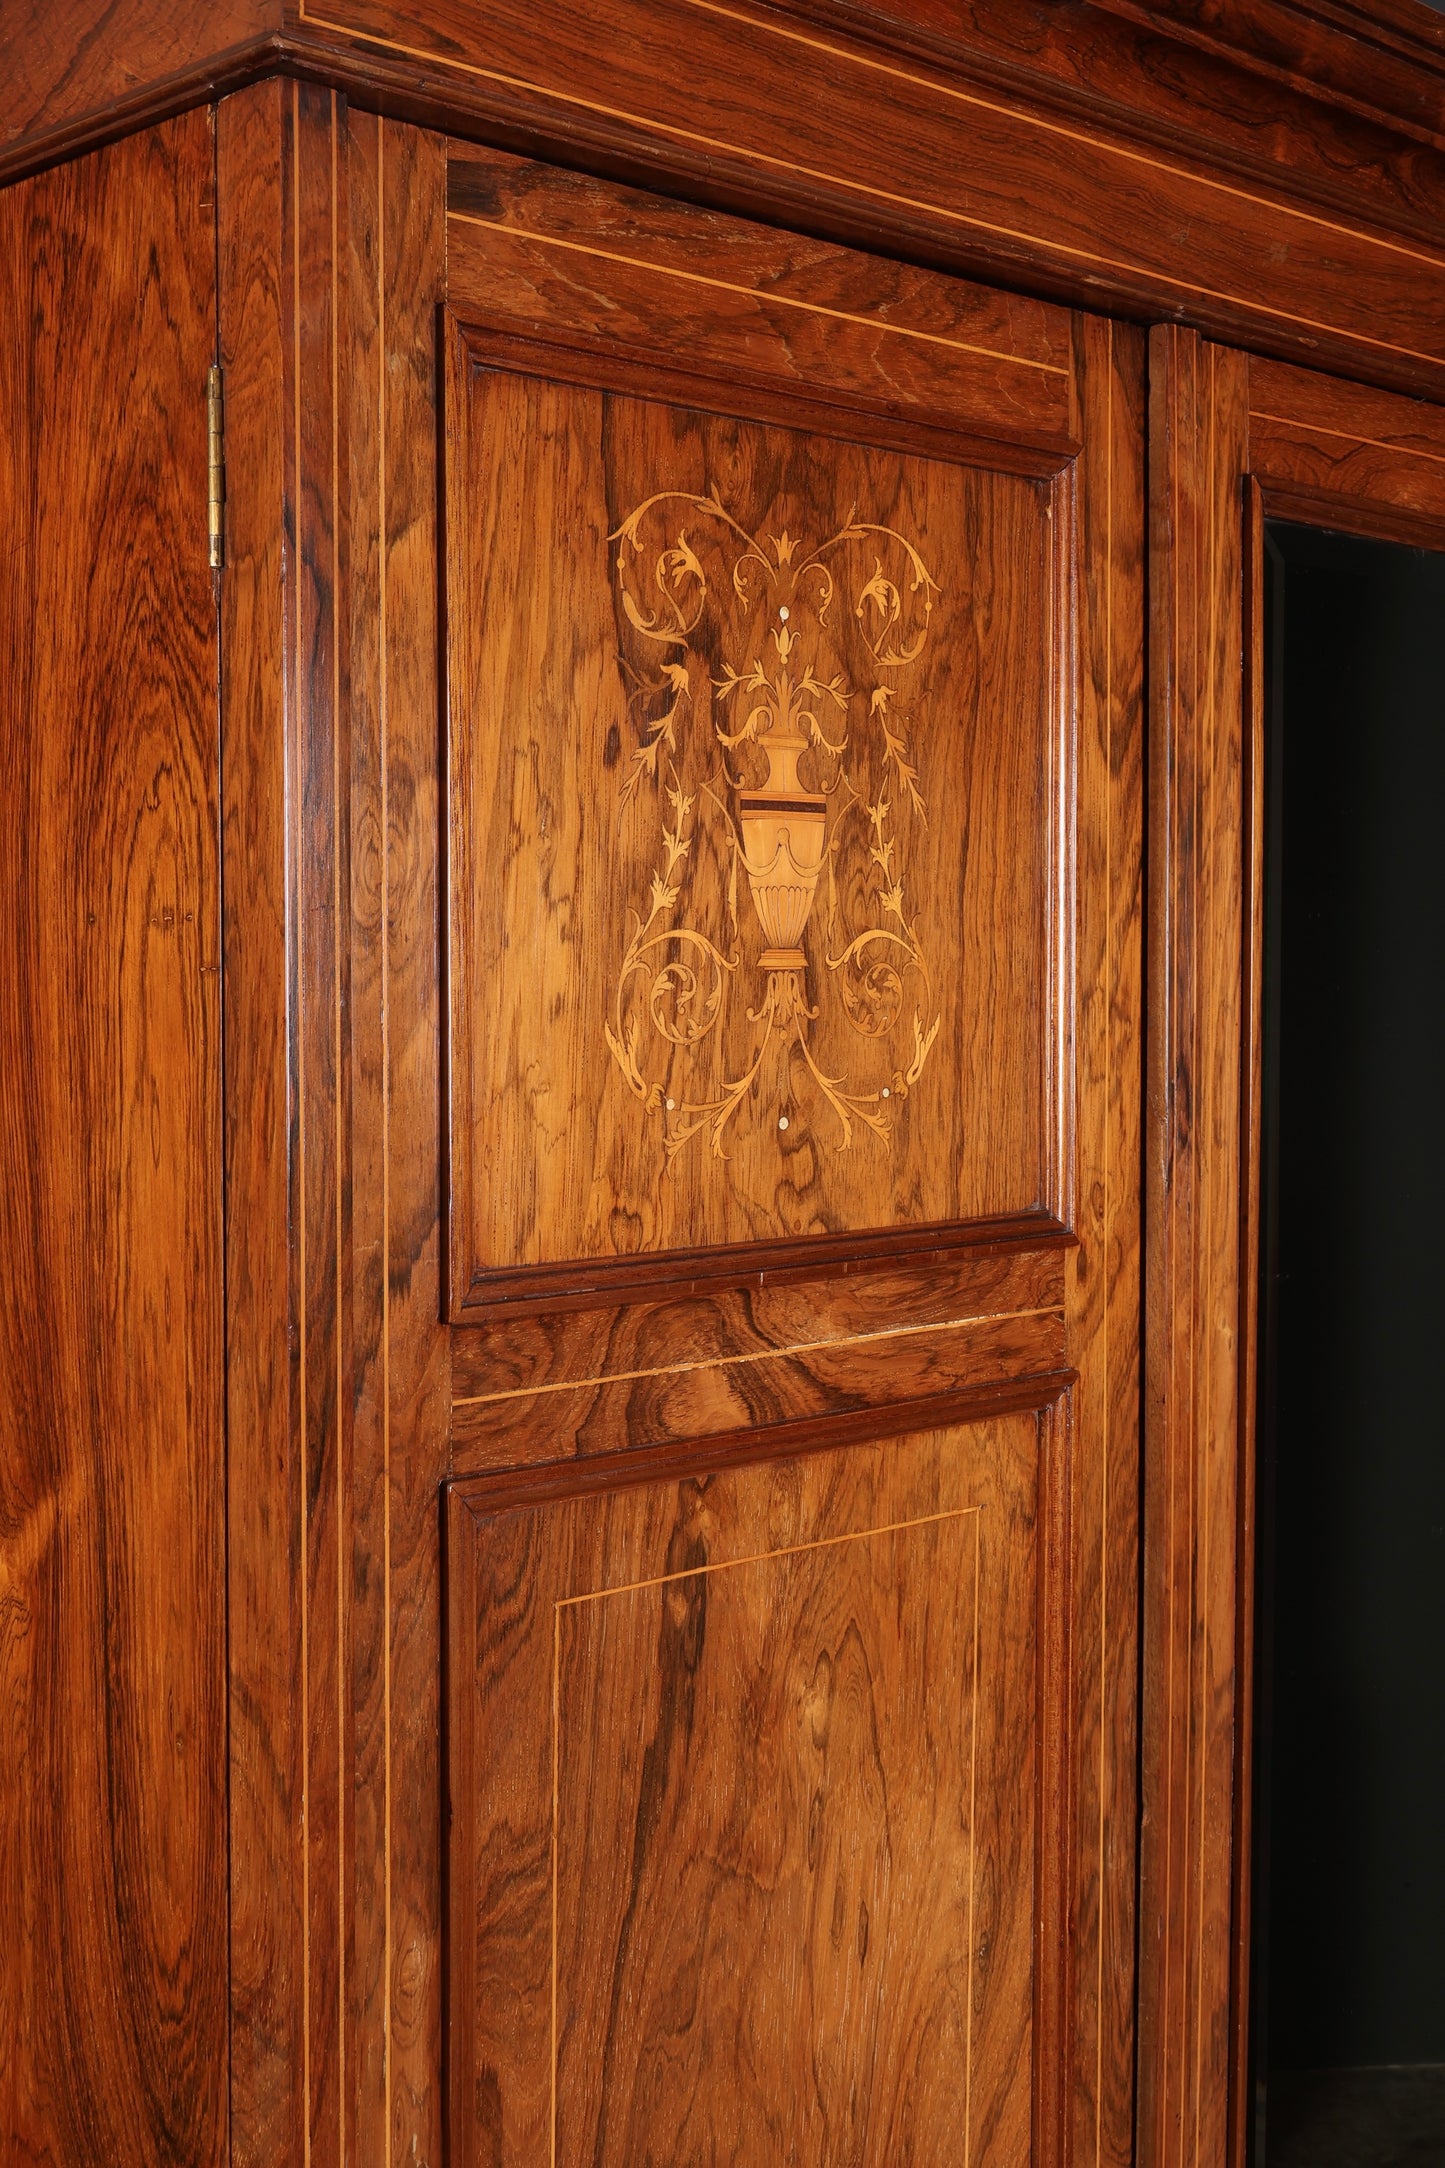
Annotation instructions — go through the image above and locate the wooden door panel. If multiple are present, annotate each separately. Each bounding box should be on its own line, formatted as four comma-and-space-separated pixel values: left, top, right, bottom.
448, 1414, 1043, 2168
441, 147, 1143, 2168
448, 346, 1058, 1299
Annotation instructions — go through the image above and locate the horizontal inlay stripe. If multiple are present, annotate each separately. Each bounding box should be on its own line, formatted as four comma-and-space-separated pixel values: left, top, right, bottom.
446, 210, 1067, 374
451, 1302, 1064, 1407
1251, 407, 1445, 468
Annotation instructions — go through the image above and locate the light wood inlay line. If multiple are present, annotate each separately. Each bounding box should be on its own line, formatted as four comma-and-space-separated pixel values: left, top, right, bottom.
300, 0, 1445, 278
1251, 407, 1445, 467
290, 80, 313, 2168
451, 1303, 1065, 1408
378, 110, 394, 2168
965, 1500, 981, 2168
1095, 315, 1115, 2168
554, 1499, 981, 1607
1193, 342, 1220, 2168
446, 210, 1068, 375
329, 86, 346, 2141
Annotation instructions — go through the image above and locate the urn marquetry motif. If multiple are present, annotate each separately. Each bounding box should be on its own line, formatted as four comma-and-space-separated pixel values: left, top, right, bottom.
605, 492, 943, 1163
736, 671, 829, 970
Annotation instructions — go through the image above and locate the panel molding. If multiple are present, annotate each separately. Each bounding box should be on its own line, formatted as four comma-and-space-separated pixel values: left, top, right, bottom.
448, 1368, 1077, 1513
454, 1210, 1074, 1321
445, 313, 1077, 481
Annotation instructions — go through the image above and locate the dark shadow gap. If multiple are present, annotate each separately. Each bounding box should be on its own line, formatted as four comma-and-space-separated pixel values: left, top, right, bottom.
1250, 521, 1445, 2168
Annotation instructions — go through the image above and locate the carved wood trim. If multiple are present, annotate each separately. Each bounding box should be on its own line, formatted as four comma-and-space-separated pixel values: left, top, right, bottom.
277, 0, 1445, 399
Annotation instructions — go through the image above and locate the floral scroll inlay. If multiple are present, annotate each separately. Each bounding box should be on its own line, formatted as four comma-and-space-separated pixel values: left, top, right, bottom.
603, 488, 944, 1167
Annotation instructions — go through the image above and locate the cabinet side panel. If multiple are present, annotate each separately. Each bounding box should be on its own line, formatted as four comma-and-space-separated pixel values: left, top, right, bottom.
0, 112, 227, 2168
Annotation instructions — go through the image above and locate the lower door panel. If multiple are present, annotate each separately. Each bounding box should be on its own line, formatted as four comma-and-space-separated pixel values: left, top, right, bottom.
448, 1412, 1049, 2167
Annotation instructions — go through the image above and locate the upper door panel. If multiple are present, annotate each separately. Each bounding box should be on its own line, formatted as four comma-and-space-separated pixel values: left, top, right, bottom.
444, 147, 1084, 1315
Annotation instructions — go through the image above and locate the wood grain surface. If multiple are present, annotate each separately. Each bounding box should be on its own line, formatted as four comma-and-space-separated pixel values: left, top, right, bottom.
0, 0, 278, 176
1064, 311, 1146, 2168
1088, 0, 1445, 150
288, 0, 1445, 398
448, 1414, 1047, 2168
1249, 351, 1445, 544
220, 77, 358, 2168
10, 0, 1445, 402
452, 1245, 1063, 1402
445, 144, 1075, 463
344, 106, 451, 2168
219, 82, 452, 2168
1137, 326, 1250, 2168
437, 152, 1143, 2168
218, 76, 321, 2168
454, 1307, 1068, 1471
446, 346, 1060, 1298
0, 112, 227, 2168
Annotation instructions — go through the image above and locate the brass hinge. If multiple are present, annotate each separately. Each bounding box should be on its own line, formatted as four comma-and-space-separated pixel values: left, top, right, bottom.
207, 364, 225, 571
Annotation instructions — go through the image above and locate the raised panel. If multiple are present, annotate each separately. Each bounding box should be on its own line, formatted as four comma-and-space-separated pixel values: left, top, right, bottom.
447, 337, 1064, 1309
447, 1413, 1049, 2167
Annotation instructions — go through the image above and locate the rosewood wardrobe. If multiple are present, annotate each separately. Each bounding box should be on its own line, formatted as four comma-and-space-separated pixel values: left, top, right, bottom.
2, 5, 1444, 2165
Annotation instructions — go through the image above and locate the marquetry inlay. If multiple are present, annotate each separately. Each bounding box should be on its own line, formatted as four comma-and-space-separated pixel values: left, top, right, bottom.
605, 490, 943, 1168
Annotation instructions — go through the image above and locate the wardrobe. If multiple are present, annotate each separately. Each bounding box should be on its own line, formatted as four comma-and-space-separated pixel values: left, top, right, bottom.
2, 4, 1444, 2163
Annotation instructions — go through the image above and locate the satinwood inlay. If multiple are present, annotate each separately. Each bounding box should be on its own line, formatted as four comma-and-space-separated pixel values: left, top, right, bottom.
605, 489, 943, 1166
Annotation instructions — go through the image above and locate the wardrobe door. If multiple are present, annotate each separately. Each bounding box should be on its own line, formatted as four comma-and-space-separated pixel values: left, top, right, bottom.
1141, 337, 1445, 2168
442, 147, 1143, 2168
